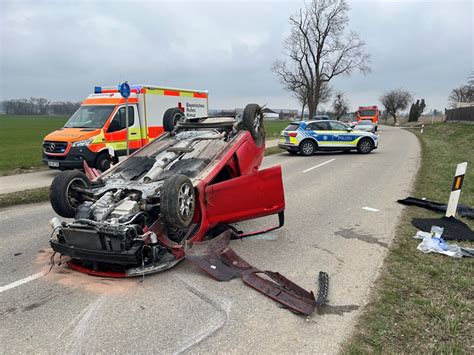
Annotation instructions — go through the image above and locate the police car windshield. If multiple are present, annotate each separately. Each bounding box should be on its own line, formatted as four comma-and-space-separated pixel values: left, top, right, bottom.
64, 106, 115, 128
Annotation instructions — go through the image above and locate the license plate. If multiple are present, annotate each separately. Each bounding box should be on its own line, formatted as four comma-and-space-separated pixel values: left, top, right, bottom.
48, 161, 60, 167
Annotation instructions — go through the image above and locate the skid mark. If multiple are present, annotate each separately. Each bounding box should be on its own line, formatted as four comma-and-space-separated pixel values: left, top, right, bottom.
334, 228, 388, 248
317, 304, 360, 316
62, 295, 106, 354
174, 276, 231, 354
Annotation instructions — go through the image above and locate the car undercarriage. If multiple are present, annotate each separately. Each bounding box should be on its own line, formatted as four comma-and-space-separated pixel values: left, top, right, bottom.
48, 104, 328, 315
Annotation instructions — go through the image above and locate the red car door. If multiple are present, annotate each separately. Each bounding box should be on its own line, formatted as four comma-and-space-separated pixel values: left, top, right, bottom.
204, 166, 285, 225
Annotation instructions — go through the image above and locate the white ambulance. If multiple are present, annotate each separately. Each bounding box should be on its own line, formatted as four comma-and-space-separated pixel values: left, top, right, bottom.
43, 85, 208, 171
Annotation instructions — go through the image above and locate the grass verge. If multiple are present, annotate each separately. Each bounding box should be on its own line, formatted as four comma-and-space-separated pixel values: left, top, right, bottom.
264, 146, 284, 156
344, 123, 473, 353
0, 187, 50, 209
0, 115, 68, 175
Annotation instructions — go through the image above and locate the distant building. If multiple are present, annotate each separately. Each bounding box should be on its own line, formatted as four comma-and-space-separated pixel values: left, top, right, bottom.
262, 108, 279, 120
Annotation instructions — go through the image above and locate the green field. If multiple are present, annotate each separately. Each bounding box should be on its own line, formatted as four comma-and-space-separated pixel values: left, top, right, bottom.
345, 123, 473, 353
0, 115, 68, 175
264, 119, 291, 139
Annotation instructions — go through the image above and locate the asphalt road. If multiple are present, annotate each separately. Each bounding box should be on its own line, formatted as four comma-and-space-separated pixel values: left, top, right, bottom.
0, 126, 420, 354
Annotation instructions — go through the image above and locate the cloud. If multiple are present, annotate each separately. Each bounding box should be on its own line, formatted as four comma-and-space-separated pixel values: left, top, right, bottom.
1, 0, 472, 111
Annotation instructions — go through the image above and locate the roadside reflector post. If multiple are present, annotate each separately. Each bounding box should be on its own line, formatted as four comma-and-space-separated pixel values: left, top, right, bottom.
446, 162, 468, 217
119, 81, 131, 156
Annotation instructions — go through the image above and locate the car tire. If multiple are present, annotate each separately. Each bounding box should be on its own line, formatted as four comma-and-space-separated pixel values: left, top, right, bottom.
299, 140, 316, 156
161, 174, 195, 229
357, 138, 373, 154
50, 170, 91, 218
287, 150, 298, 155
95, 152, 112, 172
242, 103, 265, 147
163, 108, 186, 132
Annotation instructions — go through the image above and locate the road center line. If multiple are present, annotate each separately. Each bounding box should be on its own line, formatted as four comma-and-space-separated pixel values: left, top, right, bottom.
0, 272, 45, 293
302, 158, 336, 173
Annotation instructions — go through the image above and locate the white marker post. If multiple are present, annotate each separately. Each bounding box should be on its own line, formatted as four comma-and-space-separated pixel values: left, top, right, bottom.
446, 162, 468, 217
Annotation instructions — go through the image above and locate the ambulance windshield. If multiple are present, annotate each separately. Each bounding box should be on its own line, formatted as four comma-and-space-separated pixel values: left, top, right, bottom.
65, 105, 115, 128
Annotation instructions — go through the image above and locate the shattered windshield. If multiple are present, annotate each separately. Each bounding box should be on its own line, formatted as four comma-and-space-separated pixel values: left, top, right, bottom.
64, 105, 115, 128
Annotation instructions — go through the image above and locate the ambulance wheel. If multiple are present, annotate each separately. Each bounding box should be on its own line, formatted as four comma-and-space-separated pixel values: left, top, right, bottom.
50, 170, 90, 218
299, 140, 316, 156
357, 138, 373, 154
161, 174, 195, 229
163, 108, 186, 132
242, 104, 265, 147
95, 153, 112, 172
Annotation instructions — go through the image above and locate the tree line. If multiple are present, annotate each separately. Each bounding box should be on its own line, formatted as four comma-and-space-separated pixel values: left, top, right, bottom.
1, 98, 80, 116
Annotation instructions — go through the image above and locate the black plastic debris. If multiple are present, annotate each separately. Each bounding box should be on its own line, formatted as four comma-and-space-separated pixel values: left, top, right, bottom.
398, 197, 474, 219
412, 216, 474, 241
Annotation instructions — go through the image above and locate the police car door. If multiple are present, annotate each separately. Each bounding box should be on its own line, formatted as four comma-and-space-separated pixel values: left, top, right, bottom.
308, 121, 332, 147
329, 121, 354, 147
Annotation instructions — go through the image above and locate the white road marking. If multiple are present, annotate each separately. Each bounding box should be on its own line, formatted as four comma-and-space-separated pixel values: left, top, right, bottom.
302, 158, 336, 173
0, 272, 45, 293
362, 206, 379, 212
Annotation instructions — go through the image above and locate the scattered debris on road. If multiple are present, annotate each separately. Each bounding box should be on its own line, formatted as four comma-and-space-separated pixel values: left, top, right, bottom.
398, 197, 474, 219
185, 230, 329, 316
413, 228, 474, 258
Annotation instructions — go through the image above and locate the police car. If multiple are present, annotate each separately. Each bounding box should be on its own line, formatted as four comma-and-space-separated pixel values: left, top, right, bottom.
278, 120, 378, 156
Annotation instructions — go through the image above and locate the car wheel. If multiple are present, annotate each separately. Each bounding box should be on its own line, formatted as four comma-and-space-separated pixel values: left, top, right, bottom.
95, 152, 112, 172
357, 138, 373, 154
161, 174, 195, 229
287, 150, 298, 155
299, 140, 316, 156
241, 103, 265, 147
163, 108, 186, 132
50, 170, 90, 218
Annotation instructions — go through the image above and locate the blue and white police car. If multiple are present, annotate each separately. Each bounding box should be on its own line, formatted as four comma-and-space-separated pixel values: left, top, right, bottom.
278, 120, 378, 156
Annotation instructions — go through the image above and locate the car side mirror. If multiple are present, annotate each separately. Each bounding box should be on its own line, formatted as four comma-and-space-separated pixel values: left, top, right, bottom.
346, 128, 353, 132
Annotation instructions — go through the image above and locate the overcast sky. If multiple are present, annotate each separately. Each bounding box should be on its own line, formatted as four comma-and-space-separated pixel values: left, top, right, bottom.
1, 0, 472, 111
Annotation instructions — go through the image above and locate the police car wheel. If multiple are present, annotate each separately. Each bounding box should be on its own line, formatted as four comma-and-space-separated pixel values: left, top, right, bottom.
299, 140, 316, 156
357, 139, 373, 154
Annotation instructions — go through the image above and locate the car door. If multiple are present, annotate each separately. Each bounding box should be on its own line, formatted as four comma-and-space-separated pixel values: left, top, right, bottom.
104, 105, 142, 155
329, 121, 356, 147
307, 121, 332, 147
204, 166, 285, 225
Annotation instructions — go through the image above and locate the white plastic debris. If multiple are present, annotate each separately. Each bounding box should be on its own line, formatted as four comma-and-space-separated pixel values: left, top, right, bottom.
413, 226, 474, 258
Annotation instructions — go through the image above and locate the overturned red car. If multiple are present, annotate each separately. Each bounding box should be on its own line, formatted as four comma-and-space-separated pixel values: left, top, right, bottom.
49, 104, 328, 315
49, 104, 284, 276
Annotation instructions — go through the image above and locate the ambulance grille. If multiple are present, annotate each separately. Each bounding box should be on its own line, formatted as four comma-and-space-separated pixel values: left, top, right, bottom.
43, 141, 68, 154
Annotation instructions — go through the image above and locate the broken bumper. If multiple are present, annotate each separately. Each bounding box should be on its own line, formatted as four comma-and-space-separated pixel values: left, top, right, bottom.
50, 240, 143, 265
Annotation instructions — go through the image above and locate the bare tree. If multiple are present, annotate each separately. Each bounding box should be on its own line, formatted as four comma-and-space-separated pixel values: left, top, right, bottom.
295, 82, 332, 118
379, 89, 412, 125
448, 85, 474, 108
272, 0, 370, 118
332, 91, 349, 120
